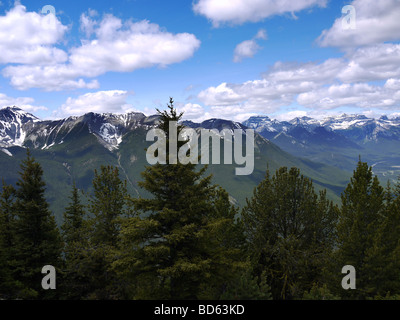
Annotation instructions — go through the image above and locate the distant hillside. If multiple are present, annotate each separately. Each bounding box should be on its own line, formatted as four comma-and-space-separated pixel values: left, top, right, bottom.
0, 106, 351, 223
243, 114, 400, 183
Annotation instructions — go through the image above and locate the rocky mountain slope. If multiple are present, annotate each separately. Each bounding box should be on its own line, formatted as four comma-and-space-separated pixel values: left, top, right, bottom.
0, 106, 352, 223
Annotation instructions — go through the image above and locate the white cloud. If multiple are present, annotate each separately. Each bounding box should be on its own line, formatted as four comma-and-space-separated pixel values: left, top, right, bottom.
317, 0, 400, 48
2, 8, 201, 91
233, 29, 267, 63
0, 4, 68, 65
0, 93, 47, 112
80, 10, 98, 38
69, 18, 200, 75
233, 40, 261, 63
178, 103, 208, 121
265, 58, 344, 83
338, 44, 400, 83
175, 102, 257, 123
55, 90, 135, 118
193, 0, 327, 26
297, 81, 400, 110
2, 65, 100, 91
255, 29, 268, 40
198, 79, 316, 112
274, 110, 309, 121
198, 42, 400, 116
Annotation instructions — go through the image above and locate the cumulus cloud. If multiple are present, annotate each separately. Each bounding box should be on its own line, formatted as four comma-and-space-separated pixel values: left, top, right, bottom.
2, 64, 100, 91
198, 42, 400, 116
178, 103, 208, 121
80, 9, 98, 38
55, 90, 135, 118
233, 29, 267, 63
297, 81, 400, 110
317, 0, 400, 48
0, 93, 47, 112
255, 29, 268, 40
193, 0, 327, 26
1, 7, 201, 91
338, 44, 400, 83
274, 110, 309, 121
233, 40, 261, 63
0, 4, 68, 65
198, 79, 316, 112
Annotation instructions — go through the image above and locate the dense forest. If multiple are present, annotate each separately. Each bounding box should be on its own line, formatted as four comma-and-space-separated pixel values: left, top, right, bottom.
1, 104, 400, 300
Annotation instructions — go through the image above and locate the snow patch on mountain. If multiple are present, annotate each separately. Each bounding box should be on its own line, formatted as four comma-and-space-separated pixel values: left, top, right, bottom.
243, 113, 400, 143
98, 123, 123, 149
0, 106, 39, 148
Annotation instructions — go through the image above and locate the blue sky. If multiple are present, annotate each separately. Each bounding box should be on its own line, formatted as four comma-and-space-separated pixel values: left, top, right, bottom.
0, 0, 399, 122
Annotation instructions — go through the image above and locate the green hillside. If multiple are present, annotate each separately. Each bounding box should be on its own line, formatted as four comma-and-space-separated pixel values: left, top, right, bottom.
0, 124, 351, 224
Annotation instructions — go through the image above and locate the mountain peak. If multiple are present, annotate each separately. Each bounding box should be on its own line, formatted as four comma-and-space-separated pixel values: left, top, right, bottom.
3, 105, 21, 111
0, 106, 40, 121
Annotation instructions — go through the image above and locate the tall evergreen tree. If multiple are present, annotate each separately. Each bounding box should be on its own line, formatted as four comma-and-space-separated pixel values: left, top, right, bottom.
0, 181, 18, 298
362, 179, 400, 298
90, 166, 128, 247
61, 182, 90, 299
242, 167, 338, 300
62, 182, 87, 249
333, 159, 385, 299
13, 149, 62, 299
114, 98, 245, 299
84, 165, 129, 299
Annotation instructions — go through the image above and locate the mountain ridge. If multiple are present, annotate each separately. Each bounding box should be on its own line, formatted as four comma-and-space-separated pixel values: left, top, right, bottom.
0, 106, 353, 222
243, 114, 400, 183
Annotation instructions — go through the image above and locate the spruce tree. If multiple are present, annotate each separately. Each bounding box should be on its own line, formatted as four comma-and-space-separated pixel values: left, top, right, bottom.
362, 179, 400, 298
90, 166, 128, 247
0, 181, 18, 299
334, 159, 384, 299
61, 182, 90, 299
114, 98, 245, 299
84, 165, 129, 299
13, 149, 62, 299
242, 167, 338, 300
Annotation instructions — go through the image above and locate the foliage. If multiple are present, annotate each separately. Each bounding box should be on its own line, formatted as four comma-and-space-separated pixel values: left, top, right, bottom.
242, 167, 339, 300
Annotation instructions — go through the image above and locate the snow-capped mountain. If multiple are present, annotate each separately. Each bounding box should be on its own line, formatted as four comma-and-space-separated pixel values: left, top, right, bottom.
243, 113, 400, 183
243, 114, 400, 143
0, 107, 355, 222
3, 106, 400, 153
0, 107, 40, 148
0, 107, 156, 152
0, 107, 251, 155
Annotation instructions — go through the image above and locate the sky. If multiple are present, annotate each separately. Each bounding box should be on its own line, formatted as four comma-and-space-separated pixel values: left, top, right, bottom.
0, 0, 399, 122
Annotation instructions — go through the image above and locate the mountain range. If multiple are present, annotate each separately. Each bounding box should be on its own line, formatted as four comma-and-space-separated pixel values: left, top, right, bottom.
3, 106, 396, 223
243, 114, 400, 182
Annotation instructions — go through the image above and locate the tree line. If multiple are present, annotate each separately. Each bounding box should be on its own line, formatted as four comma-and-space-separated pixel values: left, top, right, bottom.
1, 101, 400, 300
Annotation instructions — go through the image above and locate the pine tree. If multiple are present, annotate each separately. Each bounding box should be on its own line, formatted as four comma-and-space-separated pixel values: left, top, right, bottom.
84, 165, 129, 299
114, 98, 245, 299
242, 167, 338, 300
61, 182, 90, 299
13, 149, 62, 299
363, 179, 400, 298
90, 166, 128, 247
0, 181, 18, 299
62, 182, 87, 249
333, 159, 384, 299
